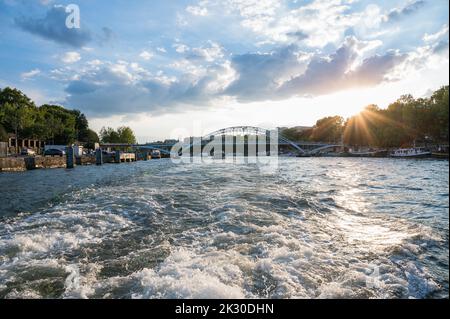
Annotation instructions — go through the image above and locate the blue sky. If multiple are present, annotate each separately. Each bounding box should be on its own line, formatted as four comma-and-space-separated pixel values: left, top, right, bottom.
0, 0, 448, 141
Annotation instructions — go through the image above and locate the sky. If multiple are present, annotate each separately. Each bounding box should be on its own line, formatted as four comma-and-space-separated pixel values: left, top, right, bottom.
0, 0, 448, 142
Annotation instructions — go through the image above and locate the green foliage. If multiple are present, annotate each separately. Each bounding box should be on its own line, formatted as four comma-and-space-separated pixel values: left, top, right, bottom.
282, 86, 449, 148
99, 127, 120, 143
79, 129, 99, 149
39, 104, 77, 144
117, 126, 137, 144
100, 126, 137, 144
310, 116, 344, 143
280, 127, 313, 141
343, 86, 449, 147
0, 87, 99, 148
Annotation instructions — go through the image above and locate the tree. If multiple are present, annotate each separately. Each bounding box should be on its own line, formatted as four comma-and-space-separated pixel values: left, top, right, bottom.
0, 124, 7, 142
429, 86, 449, 142
0, 88, 36, 153
39, 104, 78, 144
117, 126, 137, 144
100, 126, 136, 144
310, 116, 344, 143
1, 102, 34, 153
0, 87, 99, 149
72, 109, 89, 141
280, 127, 313, 141
80, 129, 99, 149
100, 127, 121, 143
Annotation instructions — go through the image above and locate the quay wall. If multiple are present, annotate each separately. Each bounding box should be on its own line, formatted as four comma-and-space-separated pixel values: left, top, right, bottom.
0, 157, 28, 172
0, 155, 96, 172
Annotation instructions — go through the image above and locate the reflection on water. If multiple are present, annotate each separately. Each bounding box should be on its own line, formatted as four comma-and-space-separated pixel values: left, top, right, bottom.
0, 158, 448, 299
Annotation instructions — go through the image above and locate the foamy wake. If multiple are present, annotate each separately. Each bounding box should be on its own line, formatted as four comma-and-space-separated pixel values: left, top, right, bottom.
0, 163, 446, 299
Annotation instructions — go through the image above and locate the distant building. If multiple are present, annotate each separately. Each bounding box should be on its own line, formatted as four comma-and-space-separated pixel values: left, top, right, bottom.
7, 134, 45, 155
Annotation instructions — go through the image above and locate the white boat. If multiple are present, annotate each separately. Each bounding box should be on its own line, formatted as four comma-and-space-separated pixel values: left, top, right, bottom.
150, 149, 161, 159
389, 147, 431, 158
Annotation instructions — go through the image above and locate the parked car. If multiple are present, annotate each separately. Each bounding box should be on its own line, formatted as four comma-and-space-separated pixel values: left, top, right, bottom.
20, 148, 36, 156
44, 149, 65, 157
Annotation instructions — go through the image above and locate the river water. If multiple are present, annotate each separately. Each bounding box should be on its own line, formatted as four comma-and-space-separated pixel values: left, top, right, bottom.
0, 158, 448, 299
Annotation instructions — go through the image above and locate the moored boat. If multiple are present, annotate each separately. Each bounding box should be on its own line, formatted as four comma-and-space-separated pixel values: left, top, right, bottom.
389, 147, 431, 158
150, 149, 161, 159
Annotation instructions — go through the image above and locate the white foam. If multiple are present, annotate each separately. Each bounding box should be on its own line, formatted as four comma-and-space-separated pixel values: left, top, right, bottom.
131, 248, 246, 299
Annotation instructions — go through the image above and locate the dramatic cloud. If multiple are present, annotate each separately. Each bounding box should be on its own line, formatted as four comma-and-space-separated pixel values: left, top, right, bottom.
3, 0, 446, 121
225, 37, 405, 101
225, 45, 310, 101
63, 59, 236, 116
61, 36, 413, 116
279, 38, 407, 97
15, 6, 92, 47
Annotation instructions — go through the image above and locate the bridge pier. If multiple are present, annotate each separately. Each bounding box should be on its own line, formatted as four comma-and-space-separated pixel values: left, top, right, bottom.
221, 134, 225, 159
244, 135, 249, 157
209, 135, 214, 157
95, 148, 103, 165
66, 146, 75, 169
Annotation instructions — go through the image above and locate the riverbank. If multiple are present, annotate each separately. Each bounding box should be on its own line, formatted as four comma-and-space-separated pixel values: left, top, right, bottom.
1, 151, 448, 172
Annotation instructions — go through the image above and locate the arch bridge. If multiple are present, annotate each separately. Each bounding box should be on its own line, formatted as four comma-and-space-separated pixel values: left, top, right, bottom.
100, 126, 342, 157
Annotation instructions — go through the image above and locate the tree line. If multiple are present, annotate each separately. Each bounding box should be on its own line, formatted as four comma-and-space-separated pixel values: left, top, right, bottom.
281, 86, 449, 147
0, 87, 137, 150
1, 85, 447, 150
0, 87, 99, 150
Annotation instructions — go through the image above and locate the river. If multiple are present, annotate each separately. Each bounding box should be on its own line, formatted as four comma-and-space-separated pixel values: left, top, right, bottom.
0, 158, 448, 298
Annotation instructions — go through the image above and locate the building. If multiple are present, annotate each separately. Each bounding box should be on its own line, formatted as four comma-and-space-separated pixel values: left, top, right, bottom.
7, 134, 45, 155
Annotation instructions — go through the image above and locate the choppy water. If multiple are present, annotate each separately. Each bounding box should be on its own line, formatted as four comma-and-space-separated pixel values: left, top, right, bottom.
0, 158, 448, 299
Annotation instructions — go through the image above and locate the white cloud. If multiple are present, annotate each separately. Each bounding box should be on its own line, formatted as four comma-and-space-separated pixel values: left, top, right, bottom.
173, 43, 190, 53
189, 41, 224, 62
423, 24, 449, 43
21, 69, 41, 80
61, 51, 81, 64
87, 59, 103, 66
217, 0, 362, 48
186, 5, 208, 16
139, 50, 154, 60
157, 47, 167, 53
383, 0, 426, 23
